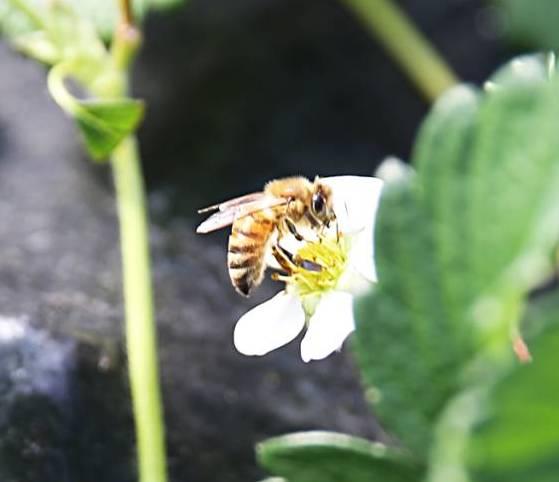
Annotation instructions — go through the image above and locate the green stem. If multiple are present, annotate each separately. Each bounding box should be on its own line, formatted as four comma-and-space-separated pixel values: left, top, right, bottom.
109, 2, 168, 481
341, 0, 459, 102
111, 136, 168, 482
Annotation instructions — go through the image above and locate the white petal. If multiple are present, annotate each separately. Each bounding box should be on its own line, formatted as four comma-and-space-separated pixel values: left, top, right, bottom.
322, 176, 382, 282
234, 291, 305, 356
337, 262, 373, 295
300, 291, 355, 362
348, 223, 377, 282
322, 176, 383, 234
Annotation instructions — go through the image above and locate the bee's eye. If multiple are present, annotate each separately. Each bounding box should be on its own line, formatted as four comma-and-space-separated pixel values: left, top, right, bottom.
311, 193, 325, 215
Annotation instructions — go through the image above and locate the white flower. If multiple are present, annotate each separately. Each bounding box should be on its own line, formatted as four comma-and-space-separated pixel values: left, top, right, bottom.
233, 176, 383, 362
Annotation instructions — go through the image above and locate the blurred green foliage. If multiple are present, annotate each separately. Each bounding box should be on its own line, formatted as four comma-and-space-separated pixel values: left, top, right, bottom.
355, 52, 559, 472
0, 0, 183, 40
259, 53, 559, 482
468, 293, 559, 482
1, 1, 148, 160
497, 0, 559, 50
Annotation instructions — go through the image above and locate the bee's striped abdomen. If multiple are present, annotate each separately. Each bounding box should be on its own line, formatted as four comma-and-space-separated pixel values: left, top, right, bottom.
228, 209, 277, 296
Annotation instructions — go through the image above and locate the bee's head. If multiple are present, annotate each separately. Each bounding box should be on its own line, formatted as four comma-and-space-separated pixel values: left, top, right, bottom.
311, 177, 335, 226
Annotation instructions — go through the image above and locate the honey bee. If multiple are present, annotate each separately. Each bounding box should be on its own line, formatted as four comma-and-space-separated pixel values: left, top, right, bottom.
196, 176, 336, 296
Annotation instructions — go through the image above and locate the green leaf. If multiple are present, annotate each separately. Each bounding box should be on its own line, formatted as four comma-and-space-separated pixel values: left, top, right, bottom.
257, 431, 420, 482
74, 98, 145, 160
426, 291, 559, 482
496, 0, 559, 51
354, 88, 483, 457
0, 0, 185, 41
353, 53, 559, 459
467, 293, 559, 482
418, 53, 559, 329
354, 176, 474, 459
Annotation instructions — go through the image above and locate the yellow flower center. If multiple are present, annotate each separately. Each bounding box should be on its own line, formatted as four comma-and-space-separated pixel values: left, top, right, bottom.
285, 234, 349, 297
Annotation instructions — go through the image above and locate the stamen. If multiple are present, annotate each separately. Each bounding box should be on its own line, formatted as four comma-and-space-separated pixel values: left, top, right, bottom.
279, 233, 349, 296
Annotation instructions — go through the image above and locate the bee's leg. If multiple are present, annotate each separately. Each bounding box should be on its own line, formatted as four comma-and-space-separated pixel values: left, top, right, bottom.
317, 222, 326, 243
283, 216, 320, 244
272, 244, 323, 274
318, 217, 339, 243
272, 244, 297, 272
305, 211, 321, 229
271, 272, 290, 282
284, 217, 304, 241
282, 199, 306, 239
270, 244, 296, 283
335, 219, 340, 243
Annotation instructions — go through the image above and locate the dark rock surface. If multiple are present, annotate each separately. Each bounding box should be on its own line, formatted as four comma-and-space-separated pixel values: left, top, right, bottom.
0, 317, 74, 482
0, 1, 508, 481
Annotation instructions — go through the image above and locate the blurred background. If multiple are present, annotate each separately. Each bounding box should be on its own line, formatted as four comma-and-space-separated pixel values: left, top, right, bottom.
0, 0, 540, 481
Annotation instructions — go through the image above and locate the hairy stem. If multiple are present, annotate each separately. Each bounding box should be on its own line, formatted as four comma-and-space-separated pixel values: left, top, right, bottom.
341, 0, 459, 102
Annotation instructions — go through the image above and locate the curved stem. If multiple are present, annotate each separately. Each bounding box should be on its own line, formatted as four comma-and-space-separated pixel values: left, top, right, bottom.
47, 62, 80, 115
341, 0, 459, 102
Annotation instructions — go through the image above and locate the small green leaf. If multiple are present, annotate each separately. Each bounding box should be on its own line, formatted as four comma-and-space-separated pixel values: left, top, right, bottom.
74, 98, 145, 160
467, 292, 559, 482
258, 431, 420, 482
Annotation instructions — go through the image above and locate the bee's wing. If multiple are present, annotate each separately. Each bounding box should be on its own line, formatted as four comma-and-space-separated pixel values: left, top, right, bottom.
196, 210, 239, 233
197, 192, 266, 214
196, 196, 287, 234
